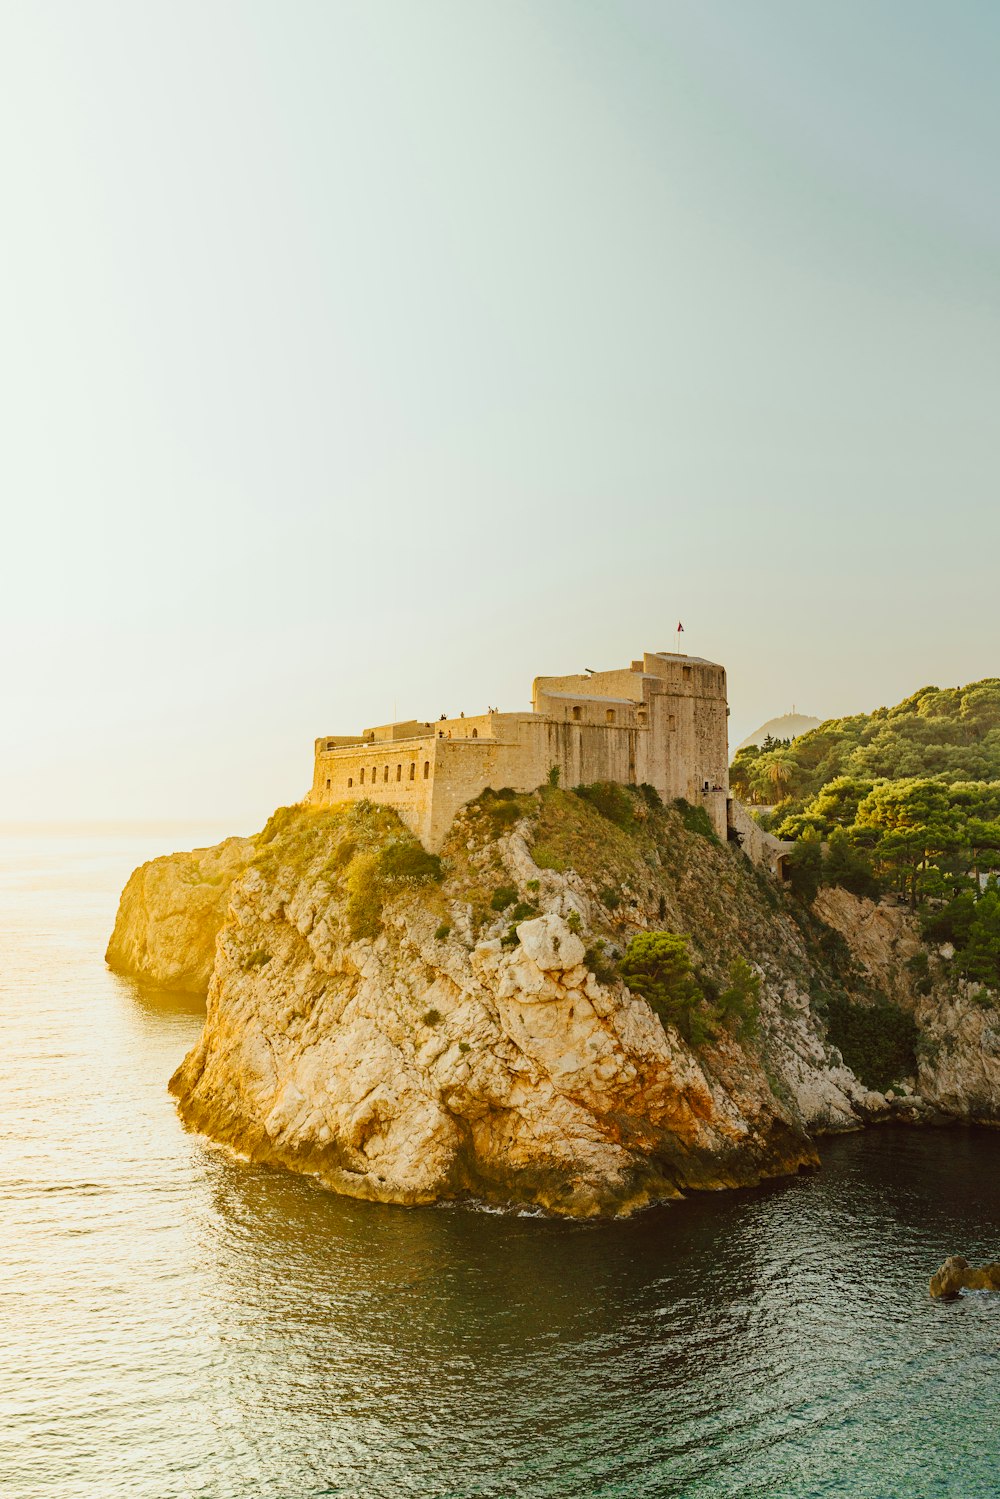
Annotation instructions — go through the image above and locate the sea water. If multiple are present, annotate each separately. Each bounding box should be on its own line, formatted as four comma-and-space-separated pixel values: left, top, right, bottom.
1, 826, 998, 1499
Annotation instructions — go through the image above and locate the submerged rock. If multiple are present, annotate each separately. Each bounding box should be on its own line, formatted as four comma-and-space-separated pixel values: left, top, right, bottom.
929, 1255, 1000, 1298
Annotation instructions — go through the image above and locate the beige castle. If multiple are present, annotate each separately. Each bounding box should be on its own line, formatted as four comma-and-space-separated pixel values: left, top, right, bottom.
309, 650, 733, 852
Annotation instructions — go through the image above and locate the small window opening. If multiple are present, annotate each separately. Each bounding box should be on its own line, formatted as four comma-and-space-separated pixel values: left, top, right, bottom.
360, 768, 365, 784
347, 777, 353, 788
423, 761, 430, 779
396, 764, 402, 781
472, 728, 478, 738
325, 779, 331, 791
409, 762, 415, 781
637, 709, 648, 726
606, 709, 616, 724
572, 706, 582, 722
682, 666, 692, 680
384, 765, 389, 782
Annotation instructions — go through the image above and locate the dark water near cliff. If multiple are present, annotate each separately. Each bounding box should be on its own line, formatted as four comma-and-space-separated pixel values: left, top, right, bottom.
2, 826, 999, 1499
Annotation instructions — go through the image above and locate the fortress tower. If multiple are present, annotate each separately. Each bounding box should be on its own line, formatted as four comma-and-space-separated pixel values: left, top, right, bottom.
308, 651, 730, 851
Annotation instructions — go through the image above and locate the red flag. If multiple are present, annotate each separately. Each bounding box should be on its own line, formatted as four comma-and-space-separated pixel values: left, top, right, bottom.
677, 621, 684, 632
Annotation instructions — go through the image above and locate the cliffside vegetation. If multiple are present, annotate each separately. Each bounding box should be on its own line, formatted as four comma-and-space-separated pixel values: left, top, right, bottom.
732, 683, 1000, 950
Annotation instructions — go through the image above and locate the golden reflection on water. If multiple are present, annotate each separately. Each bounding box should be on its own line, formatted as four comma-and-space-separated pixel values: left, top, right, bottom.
1, 827, 999, 1499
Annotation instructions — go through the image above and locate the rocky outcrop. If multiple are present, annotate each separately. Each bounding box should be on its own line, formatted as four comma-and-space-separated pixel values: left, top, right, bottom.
106, 836, 254, 992
929, 1255, 1000, 1298
812, 885, 1000, 1123
108, 787, 1000, 1216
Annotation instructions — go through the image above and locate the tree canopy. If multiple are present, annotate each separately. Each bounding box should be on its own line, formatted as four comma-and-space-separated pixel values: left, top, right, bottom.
730, 680, 1000, 932
731, 680, 1000, 807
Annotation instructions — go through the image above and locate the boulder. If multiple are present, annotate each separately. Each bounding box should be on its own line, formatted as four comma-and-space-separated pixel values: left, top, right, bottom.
929, 1255, 1000, 1298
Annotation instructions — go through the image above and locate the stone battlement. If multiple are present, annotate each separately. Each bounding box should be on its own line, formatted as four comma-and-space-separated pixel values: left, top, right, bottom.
308, 651, 731, 850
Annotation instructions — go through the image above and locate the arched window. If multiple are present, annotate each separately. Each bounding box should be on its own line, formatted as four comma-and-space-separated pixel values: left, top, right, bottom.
383, 766, 389, 783
372, 766, 377, 783
606, 709, 616, 724
572, 706, 582, 722
423, 761, 430, 779
472, 728, 478, 738
348, 777, 353, 788
325, 779, 331, 791
409, 762, 415, 781
396, 764, 402, 781
637, 708, 647, 726
360, 768, 365, 785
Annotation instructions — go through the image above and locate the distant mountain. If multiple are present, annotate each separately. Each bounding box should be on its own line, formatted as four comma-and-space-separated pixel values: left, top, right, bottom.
736, 713, 822, 751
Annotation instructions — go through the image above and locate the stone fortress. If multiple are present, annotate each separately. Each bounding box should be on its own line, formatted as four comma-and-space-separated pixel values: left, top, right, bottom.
309, 650, 739, 854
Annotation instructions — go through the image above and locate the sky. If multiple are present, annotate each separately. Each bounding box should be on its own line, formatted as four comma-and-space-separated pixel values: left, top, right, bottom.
1, 0, 997, 827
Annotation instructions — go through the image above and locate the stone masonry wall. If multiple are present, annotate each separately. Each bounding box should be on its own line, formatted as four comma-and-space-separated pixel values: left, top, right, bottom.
309, 653, 732, 849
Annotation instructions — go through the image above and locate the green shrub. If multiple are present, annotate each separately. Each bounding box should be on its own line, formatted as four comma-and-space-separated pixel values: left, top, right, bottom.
547, 765, 561, 788
489, 802, 523, 828
379, 842, 442, 882
435, 923, 451, 941
532, 844, 566, 872
824, 995, 918, 1092
346, 836, 443, 940
584, 942, 617, 985
716, 958, 761, 1039
510, 901, 539, 923
575, 782, 634, 828
254, 805, 300, 847
526, 879, 540, 893
673, 798, 716, 840
501, 924, 520, 948
422, 1008, 443, 1027
600, 885, 622, 909
490, 885, 518, 911
619, 931, 714, 1045
823, 827, 880, 900
566, 910, 582, 934
962, 888, 1000, 987
458, 1041, 471, 1054
638, 783, 662, 810
922, 890, 978, 949
787, 830, 824, 903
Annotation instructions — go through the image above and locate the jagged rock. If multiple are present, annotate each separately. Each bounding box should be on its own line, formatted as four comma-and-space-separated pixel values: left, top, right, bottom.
929, 1255, 1000, 1298
106, 790, 1000, 1217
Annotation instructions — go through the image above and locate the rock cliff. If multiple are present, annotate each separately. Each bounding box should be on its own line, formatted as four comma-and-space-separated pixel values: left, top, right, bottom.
106, 836, 254, 992
107, 787, 1000, 1215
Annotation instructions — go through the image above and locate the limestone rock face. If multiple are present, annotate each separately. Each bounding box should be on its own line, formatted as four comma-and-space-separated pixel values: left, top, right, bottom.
106, 837, 254, 992
814, 885, 1000, 1124
106, 789, 1000, 1217
169, 879, 816, 1217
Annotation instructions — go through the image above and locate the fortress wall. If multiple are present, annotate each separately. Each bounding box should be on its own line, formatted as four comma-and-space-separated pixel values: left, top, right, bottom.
533, 667, 645, 708
310, 736, 442, 846
309, 653, 732, 850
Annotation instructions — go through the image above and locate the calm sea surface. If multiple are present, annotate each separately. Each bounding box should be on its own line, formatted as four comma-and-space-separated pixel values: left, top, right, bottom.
1, 826, 999, 1499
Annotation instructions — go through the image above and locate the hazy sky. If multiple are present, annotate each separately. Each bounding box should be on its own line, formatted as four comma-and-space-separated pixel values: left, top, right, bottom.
1, 1, 997, 826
